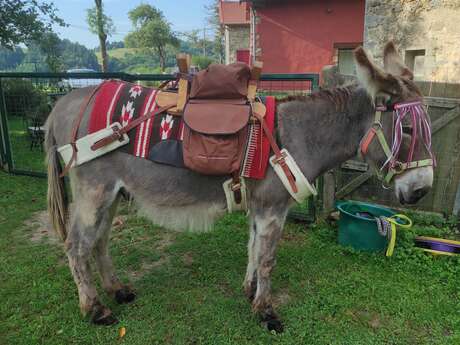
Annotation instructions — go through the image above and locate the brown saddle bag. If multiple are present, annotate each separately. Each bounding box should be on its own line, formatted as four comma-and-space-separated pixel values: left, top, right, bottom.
183, 99, 250, 175
190, 63, 251, 99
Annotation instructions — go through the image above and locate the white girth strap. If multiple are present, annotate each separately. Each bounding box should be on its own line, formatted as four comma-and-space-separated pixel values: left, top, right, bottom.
223, 177, 248, 213
269, 149, 317, 203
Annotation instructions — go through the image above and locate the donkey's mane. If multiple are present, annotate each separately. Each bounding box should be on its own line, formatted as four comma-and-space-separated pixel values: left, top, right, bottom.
278, 84, 356, 110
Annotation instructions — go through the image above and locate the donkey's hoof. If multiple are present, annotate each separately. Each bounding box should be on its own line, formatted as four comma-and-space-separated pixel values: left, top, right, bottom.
266, 318, 284, 333
115, 287, 136, 304
261, 313, 284, 333
91, 305, 119, 326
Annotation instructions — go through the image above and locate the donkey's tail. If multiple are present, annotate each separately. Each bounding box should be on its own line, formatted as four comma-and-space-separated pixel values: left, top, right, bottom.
45, 115, 68, 241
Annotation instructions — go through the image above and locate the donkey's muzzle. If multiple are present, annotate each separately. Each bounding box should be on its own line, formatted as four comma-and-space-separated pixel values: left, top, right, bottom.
400, 186, 430, 205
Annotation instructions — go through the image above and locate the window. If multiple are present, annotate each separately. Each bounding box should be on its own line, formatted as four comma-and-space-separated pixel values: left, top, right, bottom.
405, 49, 425, 80
338, 48, 356, 76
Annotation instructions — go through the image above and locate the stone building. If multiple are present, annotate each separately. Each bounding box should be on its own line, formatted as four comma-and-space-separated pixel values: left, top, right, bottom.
219, 1, 251, 65
364, 0, 460, 82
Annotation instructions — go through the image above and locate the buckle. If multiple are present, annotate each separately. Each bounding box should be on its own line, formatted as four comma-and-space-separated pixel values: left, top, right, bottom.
391, 161, 405, 174
231, 183, 241, 192
273, 152, 287, 165
112, 126, 123, 141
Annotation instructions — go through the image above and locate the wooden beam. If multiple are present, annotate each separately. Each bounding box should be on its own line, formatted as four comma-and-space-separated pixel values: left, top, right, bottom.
426, 97, 460, 109
341, 159, 369, 172
248, 61, 263, 101
251, 61, 263, 80
335, 170, 373, 200
175, 53, 191, 113
176, 53, 190, 73
432, 106, 460, 134
322, 170, 336, 215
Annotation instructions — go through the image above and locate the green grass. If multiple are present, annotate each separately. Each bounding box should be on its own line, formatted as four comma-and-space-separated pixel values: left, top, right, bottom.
95, 48, 140, 64
1, 171, 460, 344
7, 116, 46, 173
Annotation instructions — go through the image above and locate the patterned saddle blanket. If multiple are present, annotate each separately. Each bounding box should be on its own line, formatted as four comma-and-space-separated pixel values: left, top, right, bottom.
87, 80, 275, 179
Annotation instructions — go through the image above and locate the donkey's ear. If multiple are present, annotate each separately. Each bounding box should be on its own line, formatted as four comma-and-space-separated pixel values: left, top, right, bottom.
354, 46, 393, 99
383, 41, 414, 80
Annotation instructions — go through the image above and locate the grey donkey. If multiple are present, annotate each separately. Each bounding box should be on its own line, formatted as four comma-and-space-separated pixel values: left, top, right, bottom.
45, 43, 433, 332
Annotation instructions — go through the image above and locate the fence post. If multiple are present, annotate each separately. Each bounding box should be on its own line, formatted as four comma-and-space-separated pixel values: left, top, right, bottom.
0, 78, 14, 172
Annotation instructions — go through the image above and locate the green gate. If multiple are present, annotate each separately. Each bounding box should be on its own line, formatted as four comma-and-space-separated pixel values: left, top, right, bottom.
0, 71, 319, 219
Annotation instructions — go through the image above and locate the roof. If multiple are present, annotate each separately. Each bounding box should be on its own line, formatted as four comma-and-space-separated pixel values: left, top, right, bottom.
219, 1, 250, 25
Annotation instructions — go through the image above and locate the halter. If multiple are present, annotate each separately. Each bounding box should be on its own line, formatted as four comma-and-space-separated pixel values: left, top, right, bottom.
360, 100, 435, 184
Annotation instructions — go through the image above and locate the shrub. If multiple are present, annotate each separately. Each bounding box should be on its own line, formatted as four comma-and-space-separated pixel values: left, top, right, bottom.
192, 55, 214, 70
3, 79, 47, 118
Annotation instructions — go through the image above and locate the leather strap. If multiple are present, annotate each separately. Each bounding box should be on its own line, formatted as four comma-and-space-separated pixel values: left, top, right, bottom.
91, 103, 175, 151
60, 81, 106, 177
360, 127, 376, 155
231, 171, 242, 204
253, 111, 298, 193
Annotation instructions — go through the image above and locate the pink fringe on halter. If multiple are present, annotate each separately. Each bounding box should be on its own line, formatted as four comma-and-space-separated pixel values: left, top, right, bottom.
382, 100, 436, 170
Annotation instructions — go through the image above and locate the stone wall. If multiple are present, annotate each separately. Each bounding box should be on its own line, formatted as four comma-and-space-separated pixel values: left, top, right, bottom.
224, 25, 250, 65
364, 0, 460, 82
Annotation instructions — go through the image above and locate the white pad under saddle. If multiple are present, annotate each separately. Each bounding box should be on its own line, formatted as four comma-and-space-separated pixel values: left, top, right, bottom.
58, 122, 129, 168
269, 149, 317, 203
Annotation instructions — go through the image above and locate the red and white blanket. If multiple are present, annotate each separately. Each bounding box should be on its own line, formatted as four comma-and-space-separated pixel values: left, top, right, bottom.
87, 80, 275, 179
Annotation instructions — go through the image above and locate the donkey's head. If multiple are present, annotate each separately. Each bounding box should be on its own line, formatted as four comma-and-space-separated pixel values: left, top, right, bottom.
354, 42, 435, 204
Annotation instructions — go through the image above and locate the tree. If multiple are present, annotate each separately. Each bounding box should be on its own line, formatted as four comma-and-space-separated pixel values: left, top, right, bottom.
38, 32, 63, 72
206, 0, 224, 63
0, 46, 25, 70
0, 0, 65, 49
18, 38, 99, 72
59, 39, 100, 71
86, 0, 115, 72
125, 4, 179, 71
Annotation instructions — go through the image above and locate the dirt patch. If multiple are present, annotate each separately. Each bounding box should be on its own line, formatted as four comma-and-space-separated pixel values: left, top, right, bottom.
183, 252, 194, 267
128, 231, 176, 281
281, 230, 307, 244
129, 258, 170, 281
155, 232, 175, 251
345, 309, 383, 330
25, 211, 60, 245
273, 288, 291, 308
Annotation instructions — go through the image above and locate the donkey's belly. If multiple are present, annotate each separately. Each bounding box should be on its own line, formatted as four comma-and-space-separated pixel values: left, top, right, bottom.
86, 151, 229, 231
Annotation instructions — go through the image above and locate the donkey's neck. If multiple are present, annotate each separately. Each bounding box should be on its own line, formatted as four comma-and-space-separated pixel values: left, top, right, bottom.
277, 86, 375, 182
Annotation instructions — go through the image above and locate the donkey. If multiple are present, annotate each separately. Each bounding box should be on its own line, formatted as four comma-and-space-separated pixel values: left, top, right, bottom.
45, 43, 434, 332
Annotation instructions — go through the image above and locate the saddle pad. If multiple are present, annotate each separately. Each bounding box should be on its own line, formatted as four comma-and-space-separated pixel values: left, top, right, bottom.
88, 80, 184, 162
87, 80, 275, 179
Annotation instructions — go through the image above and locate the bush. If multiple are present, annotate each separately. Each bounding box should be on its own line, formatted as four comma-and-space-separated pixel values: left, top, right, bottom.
192, 55, 214, 70
3, 79, 47, 118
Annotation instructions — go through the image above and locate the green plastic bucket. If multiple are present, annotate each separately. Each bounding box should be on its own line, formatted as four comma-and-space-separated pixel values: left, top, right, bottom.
337, 200, 396, 252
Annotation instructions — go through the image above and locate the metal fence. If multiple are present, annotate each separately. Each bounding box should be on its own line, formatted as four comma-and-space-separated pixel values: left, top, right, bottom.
0, 71, 319, 220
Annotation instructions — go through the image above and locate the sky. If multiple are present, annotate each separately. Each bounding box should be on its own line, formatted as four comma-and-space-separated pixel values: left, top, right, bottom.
52, 0, 215, 48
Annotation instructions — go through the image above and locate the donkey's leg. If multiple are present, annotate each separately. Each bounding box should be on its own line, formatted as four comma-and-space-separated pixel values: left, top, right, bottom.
243, 214, 258, 301
93, 194, 136, 304
251, 207, 288, 333
66, 179, 119, 325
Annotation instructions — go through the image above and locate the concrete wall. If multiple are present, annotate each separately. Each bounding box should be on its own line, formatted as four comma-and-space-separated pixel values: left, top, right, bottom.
364, 0, 460, 82
224, 25, 250, 65
253, 0, 365, 73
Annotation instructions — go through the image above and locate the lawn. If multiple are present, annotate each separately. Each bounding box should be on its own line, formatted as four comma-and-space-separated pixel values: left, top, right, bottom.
6, 116, 46, 173
1, 171, 460, 345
